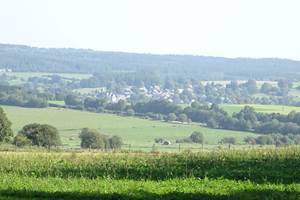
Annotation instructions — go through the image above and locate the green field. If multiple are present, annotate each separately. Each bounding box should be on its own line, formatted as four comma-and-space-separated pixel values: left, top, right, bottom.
0, 149, 299, 200
48, 100, 66, 106
1, 106, 256, 149
1, 72, 92, 85
221, 104, 300, 115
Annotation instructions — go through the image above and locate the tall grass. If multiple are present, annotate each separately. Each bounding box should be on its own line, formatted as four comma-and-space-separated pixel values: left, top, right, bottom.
0, 147, 299, 183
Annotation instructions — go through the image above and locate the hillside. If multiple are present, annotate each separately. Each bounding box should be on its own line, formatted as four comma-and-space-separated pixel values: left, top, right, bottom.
1, 106, 256, 150
1, 44, 300, 80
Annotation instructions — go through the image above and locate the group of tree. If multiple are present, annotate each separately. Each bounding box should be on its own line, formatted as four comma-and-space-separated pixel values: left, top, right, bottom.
79, 128, 123, 150
0, 85, 48, 108
14, 123, 61, 149
69, 96, 300, 136
244, 134, 300, 146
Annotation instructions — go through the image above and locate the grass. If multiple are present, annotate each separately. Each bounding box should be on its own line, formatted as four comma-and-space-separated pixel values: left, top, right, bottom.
0, 175, 299, 200
221, 104, 300, 115
1, 106, 257, 149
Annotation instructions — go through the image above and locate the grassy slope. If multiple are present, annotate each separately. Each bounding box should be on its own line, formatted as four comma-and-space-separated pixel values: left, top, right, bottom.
2, 106, 256, 148
221, 104, 300, 115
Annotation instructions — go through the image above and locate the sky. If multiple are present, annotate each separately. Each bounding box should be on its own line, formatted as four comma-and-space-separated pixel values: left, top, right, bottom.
0, 0, 299, 60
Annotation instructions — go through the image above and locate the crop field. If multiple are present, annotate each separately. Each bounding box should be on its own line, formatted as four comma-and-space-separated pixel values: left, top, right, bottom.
1, 106, 257, 150
221, 104, 300, 115
201, 80, 278, 87
0, 72, 92, 85
0, 149, 299, 200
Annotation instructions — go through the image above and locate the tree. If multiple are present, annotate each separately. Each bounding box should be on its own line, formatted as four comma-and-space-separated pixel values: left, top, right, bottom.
19, 123, 41, 145
167, 113, 177, 121
0, 107, 13, 143
178, 113, 188, 122
64, 94, 82, 106
19, 123, 61, 149
109, 135, 123, 149
190, 131, 204, 144
79, 128, 107, 149
37, 124, 61, 149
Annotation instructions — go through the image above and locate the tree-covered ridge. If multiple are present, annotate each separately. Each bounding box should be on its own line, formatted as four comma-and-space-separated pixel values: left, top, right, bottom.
1, 44, 300, 79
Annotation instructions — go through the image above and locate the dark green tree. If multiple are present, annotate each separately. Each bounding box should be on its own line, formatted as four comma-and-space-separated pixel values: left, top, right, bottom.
19, 123, 61, 149
109, 135, 123, 149
79, 128, 107, 149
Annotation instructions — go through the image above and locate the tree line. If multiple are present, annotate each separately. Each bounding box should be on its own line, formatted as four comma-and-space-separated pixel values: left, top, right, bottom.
70, 96, 300, 136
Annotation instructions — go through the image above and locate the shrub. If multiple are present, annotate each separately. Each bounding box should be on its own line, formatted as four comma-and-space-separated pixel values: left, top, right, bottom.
220, 137, 236, 145
190, 131, 204, 144
13, 134, 31, 147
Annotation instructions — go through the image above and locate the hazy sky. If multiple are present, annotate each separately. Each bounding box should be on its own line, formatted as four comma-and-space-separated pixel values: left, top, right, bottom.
0, 0, 299, 59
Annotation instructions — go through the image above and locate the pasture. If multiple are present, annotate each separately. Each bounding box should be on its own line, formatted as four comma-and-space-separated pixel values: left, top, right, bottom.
0, 72, 92, 85
1, 106, 256, 149
221, 104, 300, 115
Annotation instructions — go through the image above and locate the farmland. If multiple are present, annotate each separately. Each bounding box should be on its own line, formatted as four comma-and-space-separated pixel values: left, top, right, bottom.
1, 105, 256, 150
221, 104, 300, 115
0, 149, 299, 200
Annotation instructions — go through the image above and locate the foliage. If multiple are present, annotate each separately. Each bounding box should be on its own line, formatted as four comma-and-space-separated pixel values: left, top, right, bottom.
19, 123, 61, 148
79, 128, 123, 150
0, 107, 13, 142
13, 134, 31, 147
189, 131, 204, 144
219, 137, 237, 145
0, 149, 299, 182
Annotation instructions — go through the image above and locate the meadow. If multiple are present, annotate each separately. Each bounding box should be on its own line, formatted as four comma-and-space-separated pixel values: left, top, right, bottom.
0, 149, 299, 200
2, 106, 256, 150
0, 72, 92, 85
221, 104, 300, 115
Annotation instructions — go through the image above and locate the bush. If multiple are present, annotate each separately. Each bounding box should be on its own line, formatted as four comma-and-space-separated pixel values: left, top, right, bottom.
176, 131, 204, 144
190, 131, 204, 144
220, 137, 236, 145
13, 134, 31, 147
109, 136, 123, 149
255, 135, 275, 145
126, 109, 135, 116
176, 137, 193, 143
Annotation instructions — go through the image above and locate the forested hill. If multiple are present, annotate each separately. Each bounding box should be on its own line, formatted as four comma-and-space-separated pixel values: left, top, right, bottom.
1, 43, 300, 80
